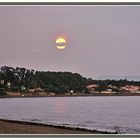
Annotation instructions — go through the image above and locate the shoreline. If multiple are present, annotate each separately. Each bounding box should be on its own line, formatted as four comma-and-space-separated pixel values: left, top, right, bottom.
0, 118, 117, 134
1, 94, 140, 98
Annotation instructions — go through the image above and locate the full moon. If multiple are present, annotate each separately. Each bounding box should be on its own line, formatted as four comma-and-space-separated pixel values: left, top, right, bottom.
55, 37, 66, 50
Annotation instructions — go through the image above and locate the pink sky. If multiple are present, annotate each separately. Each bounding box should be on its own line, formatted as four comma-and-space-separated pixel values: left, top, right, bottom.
0, 6, 140, 79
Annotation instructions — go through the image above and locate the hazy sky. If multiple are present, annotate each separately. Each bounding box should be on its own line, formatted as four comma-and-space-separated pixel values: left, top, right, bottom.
0, 5, 140, 79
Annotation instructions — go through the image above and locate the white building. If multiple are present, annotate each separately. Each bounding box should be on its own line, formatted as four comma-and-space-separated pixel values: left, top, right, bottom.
7, 82, 11, 88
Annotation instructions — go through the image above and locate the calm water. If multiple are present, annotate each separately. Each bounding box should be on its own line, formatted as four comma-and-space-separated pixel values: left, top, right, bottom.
0, 96, 140, 134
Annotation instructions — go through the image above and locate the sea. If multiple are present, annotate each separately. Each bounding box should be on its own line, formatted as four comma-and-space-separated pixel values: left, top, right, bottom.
0, 96, 140, 134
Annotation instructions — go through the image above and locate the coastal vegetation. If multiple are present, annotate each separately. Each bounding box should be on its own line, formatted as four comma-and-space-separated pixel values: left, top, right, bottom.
0, 66, 87, 94
0, 66, 140, 96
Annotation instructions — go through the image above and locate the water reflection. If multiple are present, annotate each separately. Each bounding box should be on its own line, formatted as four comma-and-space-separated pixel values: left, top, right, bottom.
0, 96, 140, 133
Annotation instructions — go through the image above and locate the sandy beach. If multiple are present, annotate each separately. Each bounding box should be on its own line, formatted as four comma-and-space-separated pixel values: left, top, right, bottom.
0, 119, 118, 134
0, 120, 90, 134
0, 119, 107, 134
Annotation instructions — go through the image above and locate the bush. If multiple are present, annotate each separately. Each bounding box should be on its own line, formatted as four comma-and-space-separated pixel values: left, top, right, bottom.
0, 91, 6, 96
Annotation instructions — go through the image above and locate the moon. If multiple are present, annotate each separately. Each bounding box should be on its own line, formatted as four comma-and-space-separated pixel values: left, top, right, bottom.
56, 37, 66, 50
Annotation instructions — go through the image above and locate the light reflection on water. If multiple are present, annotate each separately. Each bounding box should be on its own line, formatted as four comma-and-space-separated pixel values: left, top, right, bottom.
0, 96, 140, 134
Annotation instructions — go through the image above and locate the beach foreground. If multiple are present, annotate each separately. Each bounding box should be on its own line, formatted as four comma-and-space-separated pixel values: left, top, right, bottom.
0, 119, 116, 134
0, 120, 90, 134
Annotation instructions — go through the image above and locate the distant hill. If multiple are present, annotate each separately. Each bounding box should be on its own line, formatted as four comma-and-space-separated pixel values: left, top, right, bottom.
95, 76, 140, 81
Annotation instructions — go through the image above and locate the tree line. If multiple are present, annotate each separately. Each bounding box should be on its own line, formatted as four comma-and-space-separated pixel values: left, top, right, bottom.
0, 66, 87, 94
0, 66, 140, 94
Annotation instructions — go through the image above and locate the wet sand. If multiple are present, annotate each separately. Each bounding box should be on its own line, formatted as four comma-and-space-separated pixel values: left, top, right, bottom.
0, 119, 116, 134
0, 119, 95, 134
